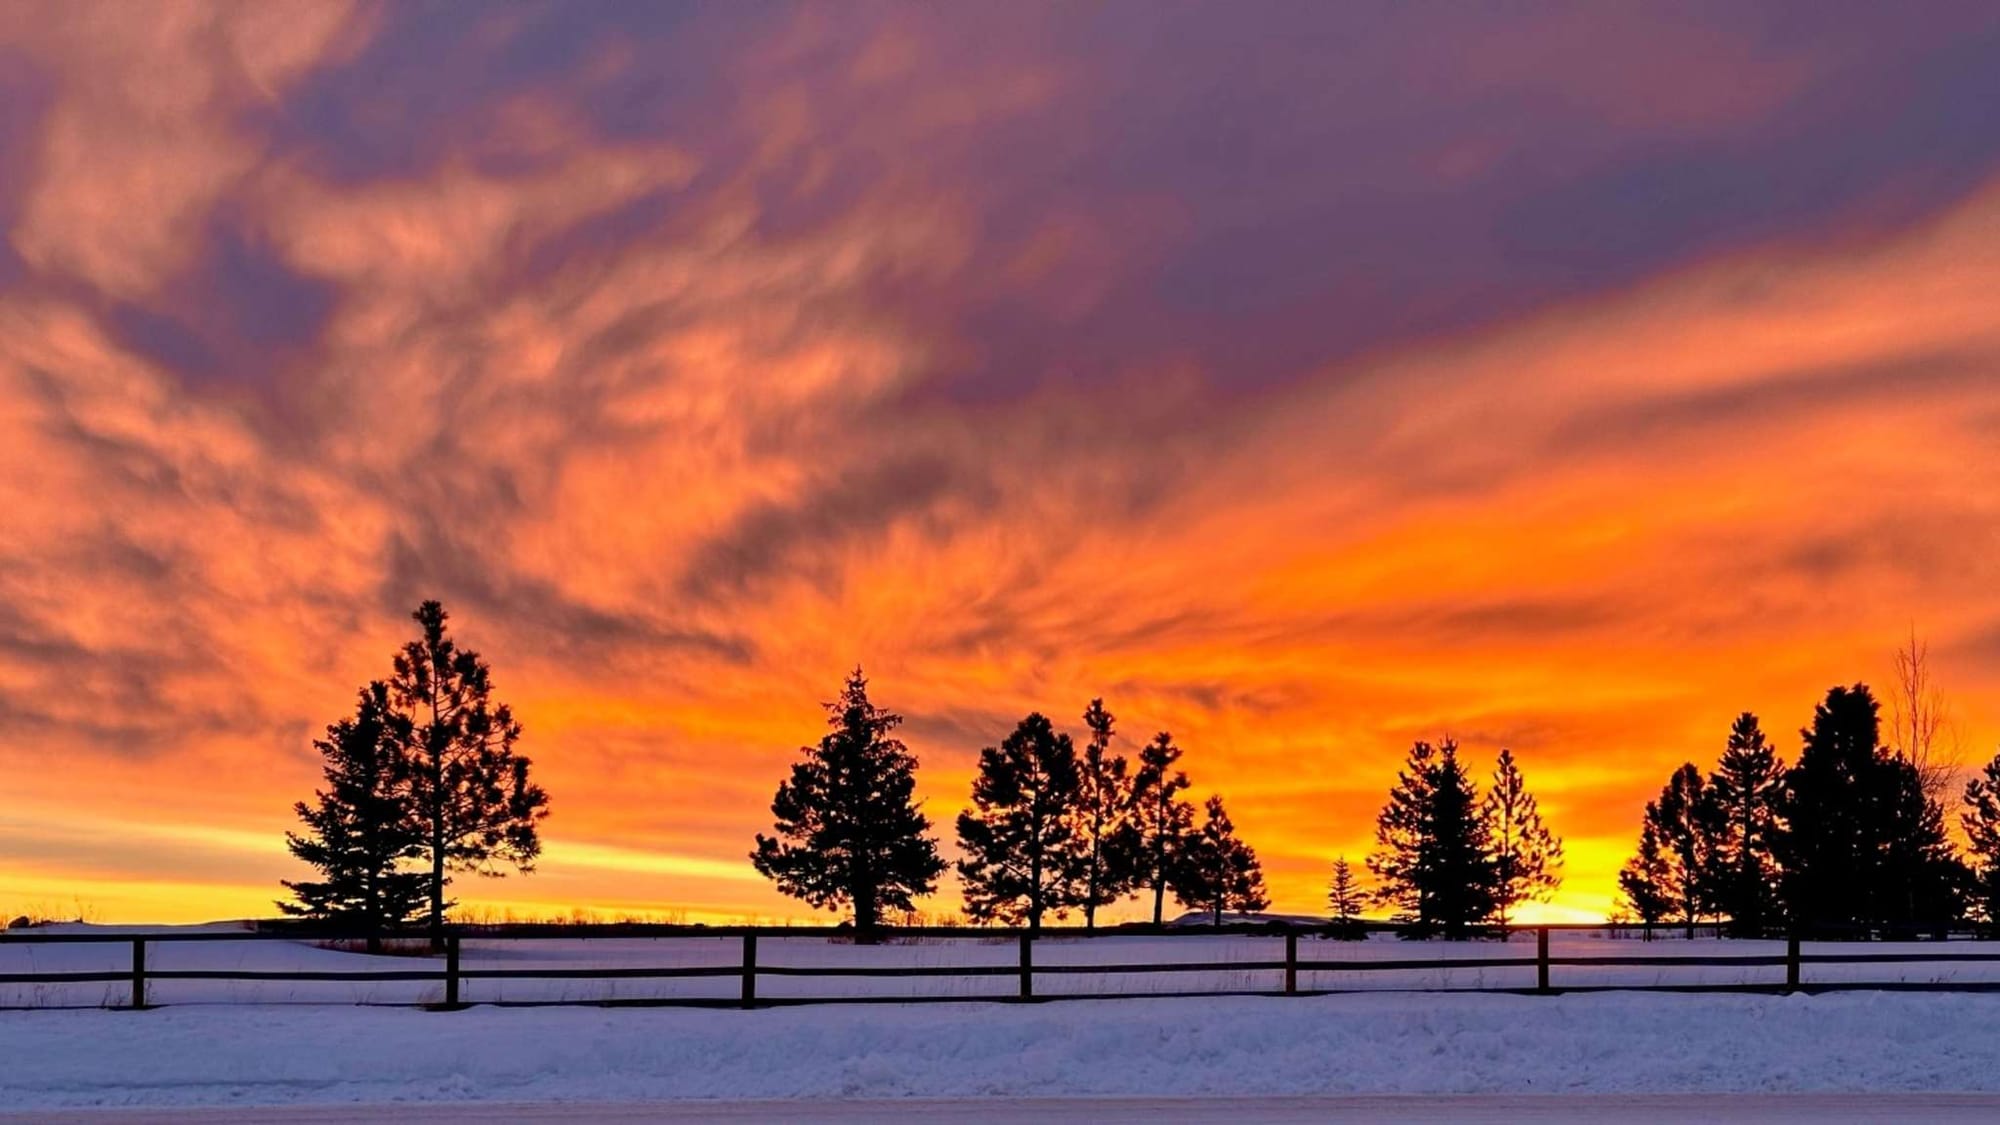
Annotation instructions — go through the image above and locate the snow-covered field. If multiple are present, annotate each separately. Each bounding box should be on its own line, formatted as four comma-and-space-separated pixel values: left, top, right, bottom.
7, 991, 2000, 1109
3, 924, 1997, 1007
9, 928, 2000, 1112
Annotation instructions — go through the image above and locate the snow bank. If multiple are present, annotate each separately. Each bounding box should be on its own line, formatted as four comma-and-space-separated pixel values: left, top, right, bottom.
5, 991, 2000, 1109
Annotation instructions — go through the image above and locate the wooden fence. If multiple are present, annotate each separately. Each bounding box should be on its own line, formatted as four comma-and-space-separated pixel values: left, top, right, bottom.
7, 923, 2000, 1011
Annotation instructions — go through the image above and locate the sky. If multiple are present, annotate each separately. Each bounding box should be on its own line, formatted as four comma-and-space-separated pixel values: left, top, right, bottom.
2, 0, 1999, 926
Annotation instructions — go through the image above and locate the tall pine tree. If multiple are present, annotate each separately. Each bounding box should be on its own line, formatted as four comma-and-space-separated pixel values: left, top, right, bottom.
1369, 739, 1497, 938
1482, 748, 1563, 928
390, 601, 549, 946
1369, 740, 1437, 927
1774, 684, 1964, 935
1707, 712, 1784, 936
752, 668, 946, 943
278, 682, 426, 951
1073, 698, 1134, 932
1878, 753, 1966, 935
1775, 685, 1882, 933
1421, 742, 1496, 938
1129, 731, 1196, 925
1172, 795, 1268, 925
1646, 763, 1720, 938
956, 712, 1086, 934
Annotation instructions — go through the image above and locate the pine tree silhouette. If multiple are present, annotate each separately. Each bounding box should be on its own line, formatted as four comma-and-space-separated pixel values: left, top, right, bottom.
1961, 750, 2000, 931
956, 712, 1087, 934
1647, 763, 1719, 938
752, 668, 945, 943
278, 682, 426, 951
390, 601, 548, 946
1775, 684, 1965, 935
1708, 713, 1784, 936
1369, 739, 1497, 938
1618, 818, 1673, 939
1483, 748, 1563, 928
1129, 731, 1196, 925
1326, 856, 1366, 939
1172, 795, 1268, 925
1073, 698, 1135, 933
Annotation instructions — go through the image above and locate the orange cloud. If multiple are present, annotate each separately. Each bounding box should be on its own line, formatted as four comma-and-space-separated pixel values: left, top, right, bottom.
1, 3, 1997, 929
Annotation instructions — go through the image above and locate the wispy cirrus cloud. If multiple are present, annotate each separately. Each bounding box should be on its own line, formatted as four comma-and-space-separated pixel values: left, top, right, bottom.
0, 1, 1997, 923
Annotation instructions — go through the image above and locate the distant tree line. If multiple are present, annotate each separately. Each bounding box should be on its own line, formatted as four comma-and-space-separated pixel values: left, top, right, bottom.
753, 671, 1268, 943
752, 668, 1570, 942
280, 620, 1992, 948
278, 602, 549, 950
1617, 679, 1997, 939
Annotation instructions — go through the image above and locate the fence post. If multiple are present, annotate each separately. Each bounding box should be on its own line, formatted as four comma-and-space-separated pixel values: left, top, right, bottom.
129, 938, 146, 1009
1536, 926, 1550, 994
443, 934, 461, 1007
1018, 931, 1033, 1000
1786, 933, 1801, 991
740, 932, 758, 1009
1284, 931, 1298, 995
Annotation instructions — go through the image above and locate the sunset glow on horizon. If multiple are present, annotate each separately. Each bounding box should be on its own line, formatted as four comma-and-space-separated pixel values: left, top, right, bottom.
2, 2, 1999, 929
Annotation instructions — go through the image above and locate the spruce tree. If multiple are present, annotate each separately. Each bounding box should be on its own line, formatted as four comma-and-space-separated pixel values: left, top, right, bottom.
752, 668, 946, 943
278, 682, 426, 951
1707, 712, 1784, 936
1369, 739, 1497, 938
1774, 686, 1876, 932
1483, 748, 1563, 928
1326, 856, 1366, 939
1646, 763, 1720, 938
1878, 752, 1967, 935
1423, 742, 1497, 938
1369, 740, 1437, 928
390, 601, 549, 946
1172, 795, 1268, 925
1073, 698, 1134, 932
1129, 731, 1196, 925
1774, 684, 1964, 935
1617, 818, 1673, 939
1962, 750, 2000, 930
956, 712, 1087, 934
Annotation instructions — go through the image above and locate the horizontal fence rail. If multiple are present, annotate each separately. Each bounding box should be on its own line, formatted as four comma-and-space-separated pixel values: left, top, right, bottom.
3, 922, 1998, 1011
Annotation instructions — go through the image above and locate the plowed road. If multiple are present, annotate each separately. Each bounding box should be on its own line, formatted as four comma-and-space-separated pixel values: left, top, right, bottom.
8, 1096, 1999, 1123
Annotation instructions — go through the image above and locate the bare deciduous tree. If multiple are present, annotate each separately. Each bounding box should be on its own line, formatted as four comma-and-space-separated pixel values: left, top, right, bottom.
1891, 628, 1961, 802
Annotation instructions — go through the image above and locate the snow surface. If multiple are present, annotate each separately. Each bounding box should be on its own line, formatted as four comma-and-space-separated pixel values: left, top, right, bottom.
11, 926, 2000, 1111
7, 990, 2000, 1109
4, 925, 1998, 1007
